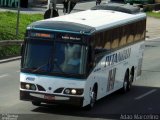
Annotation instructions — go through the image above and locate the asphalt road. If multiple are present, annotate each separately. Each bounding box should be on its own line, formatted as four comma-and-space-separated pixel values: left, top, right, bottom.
0, 39, 160, 120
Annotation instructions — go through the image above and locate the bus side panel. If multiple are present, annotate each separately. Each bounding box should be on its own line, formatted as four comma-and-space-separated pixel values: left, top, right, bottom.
83, 41, 145, 107
130, 41, 145, 80
83, 65, 109, 107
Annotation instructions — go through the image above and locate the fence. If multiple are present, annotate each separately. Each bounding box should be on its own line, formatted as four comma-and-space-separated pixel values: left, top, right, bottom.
0, 40, 23, 47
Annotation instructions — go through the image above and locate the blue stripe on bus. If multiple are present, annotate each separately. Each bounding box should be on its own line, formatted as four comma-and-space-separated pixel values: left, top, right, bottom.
20, 72, 85, 81
32, 27, 91, 35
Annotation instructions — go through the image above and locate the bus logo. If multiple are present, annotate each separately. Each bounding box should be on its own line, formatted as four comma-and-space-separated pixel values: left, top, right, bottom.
26, 77, 35, 81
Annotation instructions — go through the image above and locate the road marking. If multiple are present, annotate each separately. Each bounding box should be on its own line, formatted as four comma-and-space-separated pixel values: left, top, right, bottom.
0, 74, 9, 78
16, 70, 20, 73
135, 89, 157, 100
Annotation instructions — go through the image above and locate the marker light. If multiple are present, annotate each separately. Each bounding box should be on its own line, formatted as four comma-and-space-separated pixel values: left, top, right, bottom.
64, 89, 70, 94
31, 84, 36, 90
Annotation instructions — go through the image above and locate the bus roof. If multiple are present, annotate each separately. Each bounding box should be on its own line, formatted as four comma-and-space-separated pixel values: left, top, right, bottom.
28, 4, 146, 35
91, 3, 140, 14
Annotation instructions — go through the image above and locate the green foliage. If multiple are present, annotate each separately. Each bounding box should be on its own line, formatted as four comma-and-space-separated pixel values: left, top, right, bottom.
0, 11, 43, 58
0, 46, 21, 59
147, 12, 160, 19
0, 11, 43, 40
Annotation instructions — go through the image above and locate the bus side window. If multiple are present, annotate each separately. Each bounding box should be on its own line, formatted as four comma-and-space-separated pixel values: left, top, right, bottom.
111, 28, 119, 49
93, 33, 101, 55
119, 26, 127, 47
87, 46, 94, 73
127, 23, 134, 44
104, 31, 111, 50
94, 32, 110, 55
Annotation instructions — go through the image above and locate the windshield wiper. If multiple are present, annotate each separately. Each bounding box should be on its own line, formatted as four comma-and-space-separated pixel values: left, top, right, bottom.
32, 57, 53, 73
32, 63, 49, 73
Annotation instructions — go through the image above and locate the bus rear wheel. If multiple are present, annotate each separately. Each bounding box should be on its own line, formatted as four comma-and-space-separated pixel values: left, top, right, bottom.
121, 71, 132, 93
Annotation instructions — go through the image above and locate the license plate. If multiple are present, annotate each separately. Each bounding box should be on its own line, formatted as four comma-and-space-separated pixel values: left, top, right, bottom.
44, 95, 55, 100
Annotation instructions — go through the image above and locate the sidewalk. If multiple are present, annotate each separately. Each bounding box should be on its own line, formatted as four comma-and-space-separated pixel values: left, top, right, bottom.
146, 17, 160, 40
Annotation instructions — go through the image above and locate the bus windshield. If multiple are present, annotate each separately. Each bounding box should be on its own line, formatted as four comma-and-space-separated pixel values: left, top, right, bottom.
22, 39, 88, 76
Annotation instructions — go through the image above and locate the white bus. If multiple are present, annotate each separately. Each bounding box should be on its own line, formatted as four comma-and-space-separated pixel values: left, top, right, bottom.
20, 3, 146, 109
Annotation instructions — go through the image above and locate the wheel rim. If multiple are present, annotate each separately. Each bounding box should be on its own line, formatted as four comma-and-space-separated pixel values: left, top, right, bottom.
90, 91, 96, 107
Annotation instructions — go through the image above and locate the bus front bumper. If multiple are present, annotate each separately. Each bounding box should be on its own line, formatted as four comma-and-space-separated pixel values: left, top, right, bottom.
20, 90, 84, 107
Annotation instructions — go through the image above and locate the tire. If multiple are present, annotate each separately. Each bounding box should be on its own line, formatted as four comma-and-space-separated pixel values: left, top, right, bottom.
85, 86, 97, 110
32, 101, 41, 106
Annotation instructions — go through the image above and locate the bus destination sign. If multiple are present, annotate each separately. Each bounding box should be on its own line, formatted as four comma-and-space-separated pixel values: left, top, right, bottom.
62, 36, 81, 40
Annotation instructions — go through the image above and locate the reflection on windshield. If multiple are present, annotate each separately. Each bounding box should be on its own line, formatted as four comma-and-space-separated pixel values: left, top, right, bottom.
23, 40, 53, 72
54, 42, 83, 74
23, 40, 87, 75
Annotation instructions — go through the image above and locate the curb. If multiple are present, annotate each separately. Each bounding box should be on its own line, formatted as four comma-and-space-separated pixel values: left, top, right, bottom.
0, 56, 21, 64
146, 37, 160, 42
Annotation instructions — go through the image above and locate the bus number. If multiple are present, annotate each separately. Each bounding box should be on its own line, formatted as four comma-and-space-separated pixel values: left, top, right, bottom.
107, 68, 116, 92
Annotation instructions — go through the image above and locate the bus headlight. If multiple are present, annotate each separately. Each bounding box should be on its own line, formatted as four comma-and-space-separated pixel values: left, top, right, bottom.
64, 88, 83, 95
25, 84, 30, 89
71, 89, 77, 94
21, 82, 36, 91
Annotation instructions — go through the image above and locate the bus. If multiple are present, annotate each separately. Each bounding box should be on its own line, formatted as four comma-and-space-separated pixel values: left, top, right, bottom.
20, 3, 146, 109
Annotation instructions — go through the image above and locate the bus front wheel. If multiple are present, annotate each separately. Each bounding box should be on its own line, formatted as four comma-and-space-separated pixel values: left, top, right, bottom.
32, 101, 41, 106
85, 85, 97, 110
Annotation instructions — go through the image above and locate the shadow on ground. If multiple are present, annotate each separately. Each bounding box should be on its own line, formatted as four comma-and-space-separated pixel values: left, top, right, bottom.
30, 85, 160, 119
